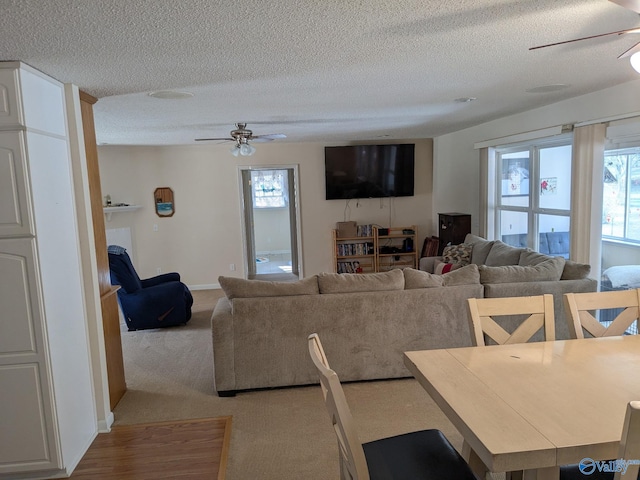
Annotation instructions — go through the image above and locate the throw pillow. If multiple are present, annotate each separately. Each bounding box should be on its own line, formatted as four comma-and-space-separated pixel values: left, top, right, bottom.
442, 243, 472, 265
561, 260, 591, 280
434, 260, 464, 275
478, 257, 565, 284
218, 275, 319, 300
442, 264, 481, 286
403, 268, 445, 289
318, 269, 404, 294
484, 241, 525, 266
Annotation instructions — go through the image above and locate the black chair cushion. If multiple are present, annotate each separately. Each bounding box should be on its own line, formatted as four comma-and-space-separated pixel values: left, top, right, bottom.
363, 429, 478, 480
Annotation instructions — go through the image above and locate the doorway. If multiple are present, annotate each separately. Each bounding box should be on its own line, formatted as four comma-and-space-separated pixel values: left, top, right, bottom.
239, 165, 302, 281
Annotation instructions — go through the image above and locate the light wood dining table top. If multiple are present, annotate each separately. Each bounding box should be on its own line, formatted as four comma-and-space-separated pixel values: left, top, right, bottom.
404, 335, 640, 479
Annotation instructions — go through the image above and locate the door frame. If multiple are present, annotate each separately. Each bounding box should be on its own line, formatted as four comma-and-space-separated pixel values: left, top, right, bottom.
237, 164, 304, 279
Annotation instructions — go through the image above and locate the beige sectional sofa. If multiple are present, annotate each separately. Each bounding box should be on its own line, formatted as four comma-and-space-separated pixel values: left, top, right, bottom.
212, 268, 482, 396
420, 233, 597, 338
211, 237, 596, 396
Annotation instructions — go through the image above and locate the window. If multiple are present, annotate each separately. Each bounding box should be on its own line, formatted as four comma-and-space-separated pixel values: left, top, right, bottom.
251, 169, 289, 208
603, 146, 640, 243
495, 138, 572, 254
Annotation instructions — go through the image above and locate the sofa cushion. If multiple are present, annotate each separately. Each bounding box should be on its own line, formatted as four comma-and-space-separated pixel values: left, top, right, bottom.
464, 234, 494, 265
318, 269, 404, 294
219, 275, 319, 299
403, 268, 445, 289
443, 264, 481, 286
518, 249, 553, 266
561, 260, 591, 280
478, 257, 565, 284
546, 231, 570, 257
442, 243, 472, 265
404, 264, 480, 289
484, 241, 525, 266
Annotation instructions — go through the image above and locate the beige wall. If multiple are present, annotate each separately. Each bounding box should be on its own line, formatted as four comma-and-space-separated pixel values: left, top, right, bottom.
98, 139, 433, 287
254, 208, 291, 254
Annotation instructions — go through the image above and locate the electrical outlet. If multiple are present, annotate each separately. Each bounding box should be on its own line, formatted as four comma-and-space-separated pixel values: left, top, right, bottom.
230, 264, 236, 271
156, 267, 161, 274
153, 224, 158, 232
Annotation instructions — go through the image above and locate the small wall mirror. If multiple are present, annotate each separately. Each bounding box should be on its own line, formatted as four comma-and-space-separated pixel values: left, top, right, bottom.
154, 187, 174, 217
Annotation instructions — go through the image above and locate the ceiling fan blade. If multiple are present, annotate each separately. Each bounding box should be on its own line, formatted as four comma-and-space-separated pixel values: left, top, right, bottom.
253, 133, 287, 140
194, 137, 233, 142
529, 27, 640, 50
610, 0, 640, 14
619, 39, 640, 58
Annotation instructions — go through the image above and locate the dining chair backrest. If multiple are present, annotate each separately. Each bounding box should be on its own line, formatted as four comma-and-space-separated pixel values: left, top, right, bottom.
563, 289, 640, 339
308, 333, 370, 480
467, 294, 555, 346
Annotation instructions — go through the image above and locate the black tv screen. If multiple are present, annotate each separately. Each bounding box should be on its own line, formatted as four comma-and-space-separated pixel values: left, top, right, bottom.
325, 144, 415, 200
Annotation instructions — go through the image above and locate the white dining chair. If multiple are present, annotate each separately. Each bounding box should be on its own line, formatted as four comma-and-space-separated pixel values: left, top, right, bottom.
307, 333, 479, 480
564, 289, 640, 339
467, 294, 555, 346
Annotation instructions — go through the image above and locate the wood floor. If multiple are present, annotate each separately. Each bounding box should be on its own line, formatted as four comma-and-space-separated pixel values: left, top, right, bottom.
68, 417, 232, 479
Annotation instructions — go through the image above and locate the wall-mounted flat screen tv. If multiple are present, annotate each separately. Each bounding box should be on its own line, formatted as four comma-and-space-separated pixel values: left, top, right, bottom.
325, 144, 415, 200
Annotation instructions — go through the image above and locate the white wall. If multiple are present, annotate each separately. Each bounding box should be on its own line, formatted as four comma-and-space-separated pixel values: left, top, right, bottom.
98, 139, 433, 287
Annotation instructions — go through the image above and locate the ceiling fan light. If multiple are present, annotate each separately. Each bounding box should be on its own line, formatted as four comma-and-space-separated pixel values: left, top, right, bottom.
631, 52, 640, 73
239, 143, 256, 156
230, 145, 241, 157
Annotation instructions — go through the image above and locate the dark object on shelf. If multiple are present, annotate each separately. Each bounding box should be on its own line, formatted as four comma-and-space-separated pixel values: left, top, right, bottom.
107, 245, 193, 331
378, 228, 389, 236
438, 213, 471, 256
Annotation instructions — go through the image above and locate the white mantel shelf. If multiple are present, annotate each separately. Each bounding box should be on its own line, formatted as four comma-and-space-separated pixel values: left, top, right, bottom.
103, 205, 141, 221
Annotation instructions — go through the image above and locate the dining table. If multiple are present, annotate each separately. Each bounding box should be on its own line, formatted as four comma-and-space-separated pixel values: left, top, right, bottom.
404, 334, 640, 480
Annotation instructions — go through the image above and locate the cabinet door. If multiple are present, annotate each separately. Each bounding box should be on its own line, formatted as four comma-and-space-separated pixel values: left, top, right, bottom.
0, 67, 22, 127
0, 131, 33, 237
0, 238, 61, 474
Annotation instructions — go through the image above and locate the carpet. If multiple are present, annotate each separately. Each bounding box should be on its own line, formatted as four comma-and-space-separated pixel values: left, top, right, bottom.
71, 417, 231, 479
115, 289, 504, 480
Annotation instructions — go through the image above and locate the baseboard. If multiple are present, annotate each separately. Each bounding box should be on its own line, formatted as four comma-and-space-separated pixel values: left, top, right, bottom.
98, 411, 115, 433
188, 283, 221, 291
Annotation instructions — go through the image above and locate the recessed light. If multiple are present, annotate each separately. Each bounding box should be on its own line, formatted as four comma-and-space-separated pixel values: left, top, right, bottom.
454, 97, 477, 103
148, 90, 194, 99
526, 84, 570, 94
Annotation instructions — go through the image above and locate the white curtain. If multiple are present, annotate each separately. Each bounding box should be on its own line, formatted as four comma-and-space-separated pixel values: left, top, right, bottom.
571, 123, 606, 277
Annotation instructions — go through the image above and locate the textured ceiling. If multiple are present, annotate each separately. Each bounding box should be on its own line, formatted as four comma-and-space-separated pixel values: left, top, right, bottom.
1, 0, 639, 145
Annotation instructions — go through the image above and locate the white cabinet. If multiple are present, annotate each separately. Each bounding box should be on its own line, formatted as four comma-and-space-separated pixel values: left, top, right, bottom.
0, 62, 97, 479
0, 131, 33, 237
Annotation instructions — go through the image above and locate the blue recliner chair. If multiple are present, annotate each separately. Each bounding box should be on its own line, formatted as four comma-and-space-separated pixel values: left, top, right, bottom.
107, 245, 193, 331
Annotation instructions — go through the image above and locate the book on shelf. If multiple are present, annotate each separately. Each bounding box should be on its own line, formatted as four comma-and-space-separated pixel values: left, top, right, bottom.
356, 224, 373, 237
337, 261, 364, 274
337, 242, 374, 256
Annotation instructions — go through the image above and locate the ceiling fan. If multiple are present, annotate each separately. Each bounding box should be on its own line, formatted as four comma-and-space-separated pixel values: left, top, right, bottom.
195, 123, 286, 156
530, 0, 640, 71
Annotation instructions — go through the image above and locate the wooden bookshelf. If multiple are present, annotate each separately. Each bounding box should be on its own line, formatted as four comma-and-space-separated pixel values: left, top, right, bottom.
331, 225, 418, 273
